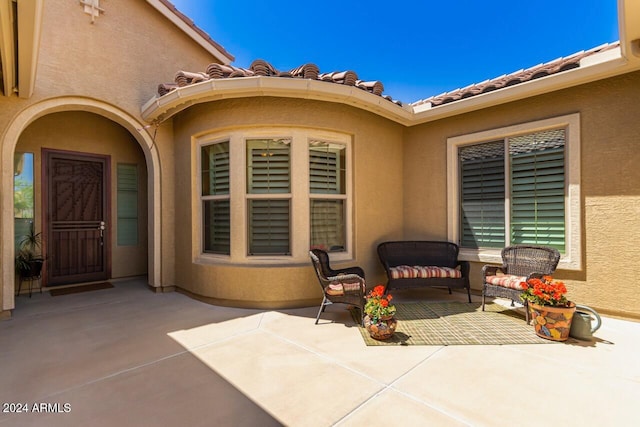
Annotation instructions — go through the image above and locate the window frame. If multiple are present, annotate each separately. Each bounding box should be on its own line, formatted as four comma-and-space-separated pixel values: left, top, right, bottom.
195, 128, 352, 265
200, 140, 231, 255
446, 113, 581, 270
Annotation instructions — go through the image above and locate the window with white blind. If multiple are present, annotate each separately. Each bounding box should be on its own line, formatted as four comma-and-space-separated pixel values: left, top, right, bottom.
201, 141, 230, 255
448, 114, 581, 270
246, 139, 291, 255
309, 141, 346, 252
197, 128, 352, 264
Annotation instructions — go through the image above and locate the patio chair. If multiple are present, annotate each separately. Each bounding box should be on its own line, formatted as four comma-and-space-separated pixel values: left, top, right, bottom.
309, 249, 366, 326
482, 245, 561, 323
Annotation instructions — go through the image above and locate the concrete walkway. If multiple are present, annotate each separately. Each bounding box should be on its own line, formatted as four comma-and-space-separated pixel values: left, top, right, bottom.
1, 278, 638, 426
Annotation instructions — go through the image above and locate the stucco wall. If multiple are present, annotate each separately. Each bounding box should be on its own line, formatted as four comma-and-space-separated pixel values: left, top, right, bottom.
171, 97, 404, 308
403, 71, 640, 319
16, 111, 148, 279
1, 0, 220, 311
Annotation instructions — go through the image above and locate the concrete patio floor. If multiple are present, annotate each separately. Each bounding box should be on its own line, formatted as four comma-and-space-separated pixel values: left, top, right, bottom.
1, 278, 638, 427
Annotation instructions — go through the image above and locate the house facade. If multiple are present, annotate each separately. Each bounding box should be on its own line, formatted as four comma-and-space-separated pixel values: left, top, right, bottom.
1, 0, 639, 320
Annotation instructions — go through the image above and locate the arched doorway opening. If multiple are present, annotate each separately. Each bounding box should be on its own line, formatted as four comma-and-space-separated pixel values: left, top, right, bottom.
2, 98, 162, 312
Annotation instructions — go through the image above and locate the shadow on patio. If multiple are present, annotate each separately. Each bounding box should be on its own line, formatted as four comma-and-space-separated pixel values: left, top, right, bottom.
1, 278, 638, 426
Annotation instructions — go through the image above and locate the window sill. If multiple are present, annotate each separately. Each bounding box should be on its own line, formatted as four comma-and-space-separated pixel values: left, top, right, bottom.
458, 248, 581, 271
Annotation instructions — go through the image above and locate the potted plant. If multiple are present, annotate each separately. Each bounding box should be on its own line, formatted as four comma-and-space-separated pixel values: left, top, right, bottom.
15, 225, 45, 283
363, 285, 397, 340
520, 275, 576, 341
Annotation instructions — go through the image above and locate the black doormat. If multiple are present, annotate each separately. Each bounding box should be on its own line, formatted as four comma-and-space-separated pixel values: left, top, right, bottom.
49, 282, 113, 296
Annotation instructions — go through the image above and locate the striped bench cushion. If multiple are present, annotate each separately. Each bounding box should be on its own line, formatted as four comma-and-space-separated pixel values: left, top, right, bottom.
389, 265, 462, 279
485, 274, 527, 290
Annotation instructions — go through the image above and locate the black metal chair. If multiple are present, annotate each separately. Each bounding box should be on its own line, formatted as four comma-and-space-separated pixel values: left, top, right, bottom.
482, 245, 561, 323
309, 249, 366, 325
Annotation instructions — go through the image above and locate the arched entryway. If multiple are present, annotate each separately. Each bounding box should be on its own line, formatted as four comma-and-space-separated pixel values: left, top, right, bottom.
2, 97, 162, 312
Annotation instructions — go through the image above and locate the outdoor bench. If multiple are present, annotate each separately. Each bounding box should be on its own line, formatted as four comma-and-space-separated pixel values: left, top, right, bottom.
377, 241, 471, 302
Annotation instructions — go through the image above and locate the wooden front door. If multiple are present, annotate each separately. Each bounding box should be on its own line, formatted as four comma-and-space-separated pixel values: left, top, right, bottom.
44, 150, 110, 286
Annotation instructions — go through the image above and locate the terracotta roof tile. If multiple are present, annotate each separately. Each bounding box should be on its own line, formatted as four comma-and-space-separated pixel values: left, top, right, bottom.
158, 59, 401, 105
412, 42, 619, 107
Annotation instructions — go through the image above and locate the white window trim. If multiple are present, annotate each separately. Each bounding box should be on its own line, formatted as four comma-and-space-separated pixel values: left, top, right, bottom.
194, 127, 353, 265
446, 113, 581, 270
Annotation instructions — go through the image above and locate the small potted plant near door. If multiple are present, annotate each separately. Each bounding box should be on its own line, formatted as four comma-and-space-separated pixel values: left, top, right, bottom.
520, 275, 576, 341
15, 225, 45, 296
363, 285, 397, 340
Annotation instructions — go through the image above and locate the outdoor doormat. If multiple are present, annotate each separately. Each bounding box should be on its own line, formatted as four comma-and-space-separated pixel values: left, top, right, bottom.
49, 282, 114, 296
353, 302, 561, 346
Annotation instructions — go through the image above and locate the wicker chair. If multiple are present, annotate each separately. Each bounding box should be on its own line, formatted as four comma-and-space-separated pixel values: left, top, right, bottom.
309, 249, 366, 326
482, 245, 561, 323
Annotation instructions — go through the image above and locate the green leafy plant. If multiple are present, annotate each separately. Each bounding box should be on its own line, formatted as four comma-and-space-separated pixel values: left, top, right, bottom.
15, 224, 44, 276
364, 285, 396, 323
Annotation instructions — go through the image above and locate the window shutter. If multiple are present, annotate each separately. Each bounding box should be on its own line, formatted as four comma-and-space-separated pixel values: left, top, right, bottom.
117, 164, 138, 246
459, 141, 506, 248
310, 149, 340, 194
247, 139, 291, 255
309, 142, 346, 252
510, 129, 565, 251
203, 200, 230, 254
247, 139, 290, 194
310, 199, 345, 251
202, 142, 230, 196
248, 199, 290, 255
201, 142, 230, 254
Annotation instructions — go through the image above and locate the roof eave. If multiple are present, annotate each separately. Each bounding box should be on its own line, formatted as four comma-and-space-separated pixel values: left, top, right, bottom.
141, 77, 414, 125
410, 46, 637, 125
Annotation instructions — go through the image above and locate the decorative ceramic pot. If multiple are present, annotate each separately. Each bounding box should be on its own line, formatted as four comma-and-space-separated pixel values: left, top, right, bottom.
364, 315, 397, 340
529, 301, 576, 341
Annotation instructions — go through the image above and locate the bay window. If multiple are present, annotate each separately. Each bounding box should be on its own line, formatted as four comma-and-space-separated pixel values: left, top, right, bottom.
197, 128, 352, 264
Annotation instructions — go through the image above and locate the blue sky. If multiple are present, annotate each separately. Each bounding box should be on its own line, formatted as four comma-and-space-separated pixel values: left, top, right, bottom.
170, 1, 619, 104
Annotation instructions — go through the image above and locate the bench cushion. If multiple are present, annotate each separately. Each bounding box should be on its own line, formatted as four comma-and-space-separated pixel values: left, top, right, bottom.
485, 274, 527, 290
389, 265, 462, 280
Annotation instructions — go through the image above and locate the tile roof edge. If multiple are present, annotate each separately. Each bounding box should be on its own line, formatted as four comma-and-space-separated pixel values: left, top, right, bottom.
148, 0, 234, 63
411, 42, 621, 108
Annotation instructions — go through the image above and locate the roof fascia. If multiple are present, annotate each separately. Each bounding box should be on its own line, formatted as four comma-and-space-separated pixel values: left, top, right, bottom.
141, 77, 414, 125
410, 47, 633, 125
0, 0, 16, 97
17, 0, 43, 99
145, 0, 233, 65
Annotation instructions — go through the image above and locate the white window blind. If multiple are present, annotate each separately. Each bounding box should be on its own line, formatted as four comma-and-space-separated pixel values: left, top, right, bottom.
458, 129, 566, 252
309, 141, 346, 252
510, 129, 565, 251
459, 141, 505, 249
247, 139, 291, 255
202, 142, 230, 254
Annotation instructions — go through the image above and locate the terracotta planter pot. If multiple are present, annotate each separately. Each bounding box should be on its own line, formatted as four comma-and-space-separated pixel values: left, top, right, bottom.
529, 301, 576, 341
364, 315, 397, 340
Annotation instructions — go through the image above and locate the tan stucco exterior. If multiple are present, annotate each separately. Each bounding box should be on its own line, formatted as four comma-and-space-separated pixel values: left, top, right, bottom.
1, 0, 639, 320
404, 71, 640, 319
171, 98, 404, 307
0, 0, 225, 312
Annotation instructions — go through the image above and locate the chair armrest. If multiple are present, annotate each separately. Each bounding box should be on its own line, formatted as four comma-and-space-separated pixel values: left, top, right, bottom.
481, 265, 505, 279
457, 260, 470, 278
331, 266, 365, 278
327, 273, 365, 295
525, 272, 547, 281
